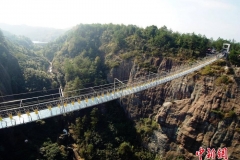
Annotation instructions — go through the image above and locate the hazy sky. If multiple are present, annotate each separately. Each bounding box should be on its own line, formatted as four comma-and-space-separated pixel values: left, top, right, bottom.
1, 0, 240, 41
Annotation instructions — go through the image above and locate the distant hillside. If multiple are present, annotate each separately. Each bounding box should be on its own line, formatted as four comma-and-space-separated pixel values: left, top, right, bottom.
0, 23, 66, 42
0, 29, 55, 96
2, 30, 34, 49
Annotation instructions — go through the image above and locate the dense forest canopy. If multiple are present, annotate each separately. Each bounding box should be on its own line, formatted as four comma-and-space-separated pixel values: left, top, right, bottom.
38, 24, 240, 93
0, 29, 54, 96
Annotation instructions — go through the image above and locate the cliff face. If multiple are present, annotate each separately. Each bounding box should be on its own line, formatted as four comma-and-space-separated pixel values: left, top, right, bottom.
107, 59, 133, 82
117, 57, 240, 159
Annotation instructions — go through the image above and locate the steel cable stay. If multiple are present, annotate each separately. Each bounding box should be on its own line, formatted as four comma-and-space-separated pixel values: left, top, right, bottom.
0, 53, 223, 129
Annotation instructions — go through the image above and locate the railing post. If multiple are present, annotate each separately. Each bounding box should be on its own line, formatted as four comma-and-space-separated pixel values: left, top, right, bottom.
20, 99, 22, 108
59, 86, 64, 97
59, 86, 64, 113
114, 78, 124, 90
114, 78, 116, 94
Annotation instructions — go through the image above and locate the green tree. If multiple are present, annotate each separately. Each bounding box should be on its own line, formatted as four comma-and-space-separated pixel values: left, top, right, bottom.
118, 142, 134, 159
229, 49, 240, 65
41, 140, 67, 160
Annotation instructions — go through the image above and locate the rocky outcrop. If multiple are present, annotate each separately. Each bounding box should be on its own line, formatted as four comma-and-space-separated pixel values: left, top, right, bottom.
120, 57, 240, 159
107, 59, 133, 82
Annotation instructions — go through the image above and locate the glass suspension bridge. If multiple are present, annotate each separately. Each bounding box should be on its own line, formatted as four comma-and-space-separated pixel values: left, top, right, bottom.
0, 54, 224, 129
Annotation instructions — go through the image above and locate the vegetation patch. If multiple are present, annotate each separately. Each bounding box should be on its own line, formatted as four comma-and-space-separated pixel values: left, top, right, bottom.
200, 66, 214, 76
136, 118, 159, 139
120, 51, 138, 60
229, 50, 240, 65
213, 59, 226, 66
106, 60, 121, 68
214, 75, 232, 86
226, 67, 235, 75
40, 139, 67, 160
211, 109, 236, 119
210, 109, 224, 119
224, 110, 236, 119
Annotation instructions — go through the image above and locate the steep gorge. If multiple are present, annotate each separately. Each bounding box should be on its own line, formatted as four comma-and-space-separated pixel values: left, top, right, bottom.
0, 29, 54, 97
118, 57, 240, 159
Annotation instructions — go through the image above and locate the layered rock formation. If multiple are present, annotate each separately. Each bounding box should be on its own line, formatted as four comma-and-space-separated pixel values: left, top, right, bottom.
119, 57, 240, 159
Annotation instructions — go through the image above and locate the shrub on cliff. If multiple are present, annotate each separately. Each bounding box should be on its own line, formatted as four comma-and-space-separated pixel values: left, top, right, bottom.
226, 67, 234, 75
200, 66, 214, 76
224, 110, 236, 119
136, 118, 159, 138
211, 109, 225, 119
214, 75, 233, 85
213, 59, 226, 66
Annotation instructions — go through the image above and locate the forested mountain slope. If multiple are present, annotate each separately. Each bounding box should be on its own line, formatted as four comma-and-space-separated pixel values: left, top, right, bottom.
0, 29, 55, 97
41, 24, 240, 92
0, 30, 25, 96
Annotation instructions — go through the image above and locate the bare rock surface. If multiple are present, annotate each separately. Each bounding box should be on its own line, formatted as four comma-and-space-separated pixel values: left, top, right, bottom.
120, 57, 240, 159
